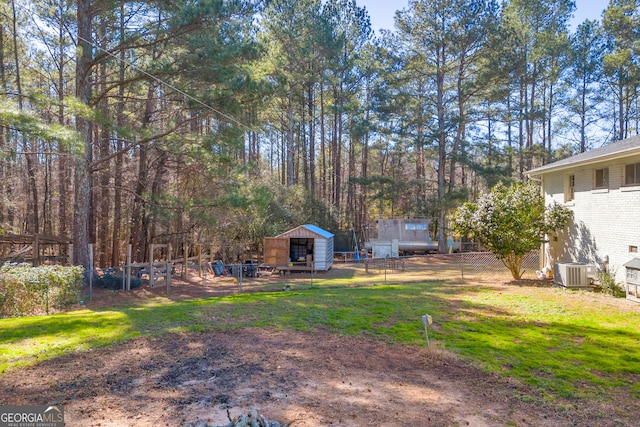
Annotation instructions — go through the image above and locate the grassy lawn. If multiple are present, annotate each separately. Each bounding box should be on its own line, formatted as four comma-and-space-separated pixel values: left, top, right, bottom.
1, 279, 639, 402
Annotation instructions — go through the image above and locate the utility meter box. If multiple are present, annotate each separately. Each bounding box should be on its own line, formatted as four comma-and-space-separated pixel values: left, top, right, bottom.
421, 314, 433, 326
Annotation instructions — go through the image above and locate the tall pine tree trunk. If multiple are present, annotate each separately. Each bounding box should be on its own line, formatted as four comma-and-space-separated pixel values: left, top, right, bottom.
98, 19, 111, 266
0, 23, 5, 227
308, 82, 316, 197
320, 84, 327, 201
435, 44, 448, 254
129, 83, 155, 262
286, 81, 295, 186
73, 0, 93, 271
0, 21, 12, 228
111, 6, 126, 266
57, 6, 69, 239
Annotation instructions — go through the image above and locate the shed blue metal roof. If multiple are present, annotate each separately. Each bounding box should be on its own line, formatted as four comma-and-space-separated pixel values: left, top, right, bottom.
301, 224, 334, 238
276, 224, 334, 239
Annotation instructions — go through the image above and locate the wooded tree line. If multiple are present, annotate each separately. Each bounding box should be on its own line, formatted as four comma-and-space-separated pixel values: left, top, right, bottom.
0, 0, 637, 268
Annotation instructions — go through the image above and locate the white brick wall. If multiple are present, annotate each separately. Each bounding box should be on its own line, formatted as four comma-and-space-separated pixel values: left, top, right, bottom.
542, 154, 640, 284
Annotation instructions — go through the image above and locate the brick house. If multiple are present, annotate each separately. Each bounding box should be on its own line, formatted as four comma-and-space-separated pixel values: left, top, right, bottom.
527, 136, 640, 299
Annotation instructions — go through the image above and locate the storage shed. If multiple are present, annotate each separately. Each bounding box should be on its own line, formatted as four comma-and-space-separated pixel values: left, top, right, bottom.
624, 258, 640, 303
264, 224, 334, 271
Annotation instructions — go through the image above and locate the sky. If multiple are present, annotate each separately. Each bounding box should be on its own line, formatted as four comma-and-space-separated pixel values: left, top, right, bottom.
360, 0, 612, 34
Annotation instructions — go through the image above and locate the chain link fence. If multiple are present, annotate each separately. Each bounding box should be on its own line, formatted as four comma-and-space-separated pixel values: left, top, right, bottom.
82, 251, 542, 304
343, 250, 541, 284
457, 250, 540, 280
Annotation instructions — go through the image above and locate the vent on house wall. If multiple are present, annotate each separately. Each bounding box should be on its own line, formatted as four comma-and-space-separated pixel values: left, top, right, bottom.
554, 263, 596, 288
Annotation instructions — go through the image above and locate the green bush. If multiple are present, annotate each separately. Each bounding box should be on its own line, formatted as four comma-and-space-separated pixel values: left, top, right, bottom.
0, 263, 83, 317
597, 269, 625, 298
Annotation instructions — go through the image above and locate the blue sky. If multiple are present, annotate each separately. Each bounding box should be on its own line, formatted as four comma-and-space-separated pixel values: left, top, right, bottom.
360, 0, 611, 34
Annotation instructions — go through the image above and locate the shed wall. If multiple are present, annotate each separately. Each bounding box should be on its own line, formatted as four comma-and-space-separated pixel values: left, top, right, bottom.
313, 236, 333, 271
264, 237, 289, 266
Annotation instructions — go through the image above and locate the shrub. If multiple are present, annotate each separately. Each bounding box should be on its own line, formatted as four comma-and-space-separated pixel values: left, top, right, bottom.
0, 263, 83, 317
597, 269, 625, 298
450, 182, 571, 280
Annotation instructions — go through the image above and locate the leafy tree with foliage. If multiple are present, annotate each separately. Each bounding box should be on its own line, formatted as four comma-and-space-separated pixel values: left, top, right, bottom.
450, 181, 572, 279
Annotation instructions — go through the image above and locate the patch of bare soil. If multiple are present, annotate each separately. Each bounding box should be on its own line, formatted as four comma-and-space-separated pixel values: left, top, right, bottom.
1, 327, 636, 427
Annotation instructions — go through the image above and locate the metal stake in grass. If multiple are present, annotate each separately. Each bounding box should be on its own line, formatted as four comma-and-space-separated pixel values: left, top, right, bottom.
421, 314, 432, 347
310, 261, 314, 288
384, 255, 388, 285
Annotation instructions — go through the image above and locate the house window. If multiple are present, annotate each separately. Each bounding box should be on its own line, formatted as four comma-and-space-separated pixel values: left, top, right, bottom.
630, 246, 638, 253
594, 168, 609, 189
564, 174, 575, 203
625, 163, 640, 186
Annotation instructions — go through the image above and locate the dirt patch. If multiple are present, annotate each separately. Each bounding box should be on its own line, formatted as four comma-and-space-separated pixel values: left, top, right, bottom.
3, 262, 638, 426
0, 327, 635, 427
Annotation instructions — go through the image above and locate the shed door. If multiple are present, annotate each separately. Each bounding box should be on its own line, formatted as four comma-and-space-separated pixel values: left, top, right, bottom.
264, 238, 289, 266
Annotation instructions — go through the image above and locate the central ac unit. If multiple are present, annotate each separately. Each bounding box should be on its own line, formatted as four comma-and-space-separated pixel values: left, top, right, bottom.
554, 263, 596, 288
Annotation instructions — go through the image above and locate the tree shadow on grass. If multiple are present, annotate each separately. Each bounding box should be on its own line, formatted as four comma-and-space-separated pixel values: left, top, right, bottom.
2, 279, 640, 416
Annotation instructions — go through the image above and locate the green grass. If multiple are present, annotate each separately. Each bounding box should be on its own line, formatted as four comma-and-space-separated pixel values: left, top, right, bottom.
1, 280, 639, 402
0, 310, 136, 371
443, 289, 640, 399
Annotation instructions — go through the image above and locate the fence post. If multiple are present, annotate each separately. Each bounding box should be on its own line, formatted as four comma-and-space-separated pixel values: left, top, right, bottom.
166, 262, 171, 295
126, 244, 132, 291
183, 244, 189, 279
384, 256, 388, 285
149, 243, 155, 288
33, 234, 40, 267
88, 243, 94, 302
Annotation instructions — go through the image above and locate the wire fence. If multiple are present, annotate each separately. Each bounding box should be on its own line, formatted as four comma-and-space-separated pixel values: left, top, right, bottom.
334, 251, 540, 284
82, 251, 542, 304
458, 250, 540, 280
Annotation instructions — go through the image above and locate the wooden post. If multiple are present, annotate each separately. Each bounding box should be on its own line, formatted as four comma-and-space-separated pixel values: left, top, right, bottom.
126, 244, 132, 291
183, 244, 189, 279
68, 244, 73, 266
33, 234, 40, 266
149, 243, 155, 288
166, 262, 171, 295
198, 245, 203, 277
168, 243, 173, 264
88, 243, 94, 301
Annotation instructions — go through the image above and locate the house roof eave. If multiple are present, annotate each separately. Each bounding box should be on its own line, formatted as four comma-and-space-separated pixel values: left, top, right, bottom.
527, 136, 640, 177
